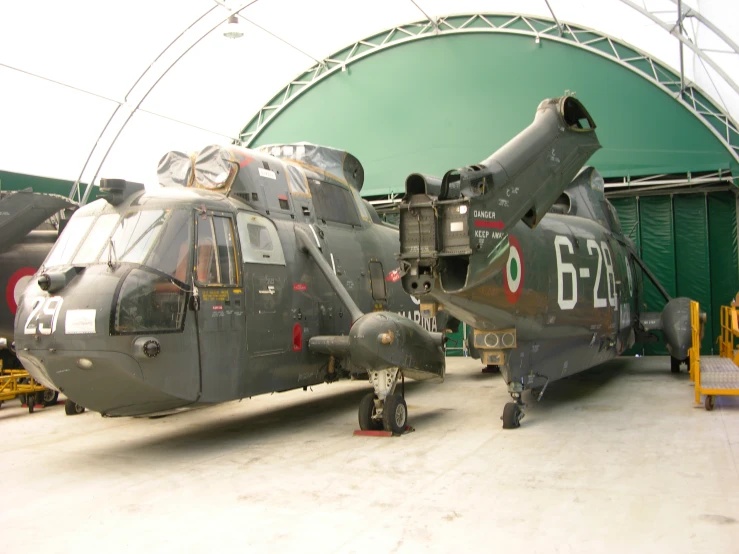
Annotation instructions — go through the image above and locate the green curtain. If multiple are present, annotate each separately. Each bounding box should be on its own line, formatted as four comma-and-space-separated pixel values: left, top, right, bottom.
613, 191, 739, 355
708, 192, 739, 354
674, 195, 713, 353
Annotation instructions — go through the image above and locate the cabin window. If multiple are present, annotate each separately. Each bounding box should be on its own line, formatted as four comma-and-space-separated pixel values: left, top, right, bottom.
308, 180, 361, 226
236, 212, 286, 265
369, 261, 387, 301
114, 268, 188, 334
195, 215, 238, 286
43, 215, 95, 268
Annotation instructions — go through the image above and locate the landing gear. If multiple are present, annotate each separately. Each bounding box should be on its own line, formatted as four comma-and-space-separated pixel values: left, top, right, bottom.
64, 399, 86, 416
671, 356, 681, 373
502, 402, 524, 429
358, 392, 382, 431
43, 389, 59, 407
358, 368, 408, 434
383, 394, 408, 434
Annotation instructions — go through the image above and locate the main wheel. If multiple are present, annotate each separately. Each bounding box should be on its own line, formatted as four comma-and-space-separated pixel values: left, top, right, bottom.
382, 394, 408, 434
358, 392, 382, 431
670, 356, 681, 373
502, 402, 523, 429
43, 389, 59, 407
64, 399, 85, 416
705, 395, 715, 411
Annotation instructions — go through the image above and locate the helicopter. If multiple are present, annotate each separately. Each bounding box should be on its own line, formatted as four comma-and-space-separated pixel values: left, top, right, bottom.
398, 96, 694, 429
14, 142, 447, 433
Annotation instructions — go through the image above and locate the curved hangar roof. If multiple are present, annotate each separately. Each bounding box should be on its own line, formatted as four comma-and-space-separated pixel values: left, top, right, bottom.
1, 0, 737, 197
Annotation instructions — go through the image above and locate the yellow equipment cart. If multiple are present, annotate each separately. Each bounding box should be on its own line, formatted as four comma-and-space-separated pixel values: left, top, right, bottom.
0, 361, 59, 413
691, 302, 739, 411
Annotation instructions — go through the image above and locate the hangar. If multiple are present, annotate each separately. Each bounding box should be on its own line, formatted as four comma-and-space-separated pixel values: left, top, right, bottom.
1, 1, 739, 552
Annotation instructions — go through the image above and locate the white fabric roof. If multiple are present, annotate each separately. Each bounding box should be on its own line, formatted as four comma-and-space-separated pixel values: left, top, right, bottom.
1, 0, 737, 189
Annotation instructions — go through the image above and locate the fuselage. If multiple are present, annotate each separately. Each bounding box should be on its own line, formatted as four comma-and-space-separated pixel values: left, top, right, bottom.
14, 154, 428, 417
430, 209, 642, 387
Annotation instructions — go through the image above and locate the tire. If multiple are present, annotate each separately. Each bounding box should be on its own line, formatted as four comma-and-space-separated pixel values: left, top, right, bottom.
382, 394, 408, 435
502, 402, 522, 429
705, 395, 715, 411
670, 356, 681, 373
43, 389, 59, 407
358, 392, 382, 431
65, 399, 85, 416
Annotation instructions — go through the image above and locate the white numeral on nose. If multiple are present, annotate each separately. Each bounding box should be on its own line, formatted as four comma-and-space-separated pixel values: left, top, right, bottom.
24, 296, 64, 335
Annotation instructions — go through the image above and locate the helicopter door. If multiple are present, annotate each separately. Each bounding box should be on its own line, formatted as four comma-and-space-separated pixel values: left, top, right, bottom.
194, 213, 245, 402
236, 212, 289, 356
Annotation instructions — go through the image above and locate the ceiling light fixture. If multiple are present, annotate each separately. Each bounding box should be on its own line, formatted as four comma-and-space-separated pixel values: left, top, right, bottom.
223, 14, 244, 39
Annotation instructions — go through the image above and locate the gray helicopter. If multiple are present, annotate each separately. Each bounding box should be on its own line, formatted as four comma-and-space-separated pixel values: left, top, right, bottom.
398, 96, 694, 428
14, 143, 447, 433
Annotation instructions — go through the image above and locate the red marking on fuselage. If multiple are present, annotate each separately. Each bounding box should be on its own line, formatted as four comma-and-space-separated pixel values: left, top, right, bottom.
293, 283, 307, 291
474, 220, 504, 230
6, 267, 37, 315
236, 153, 254, 168
385, 269, 401, 283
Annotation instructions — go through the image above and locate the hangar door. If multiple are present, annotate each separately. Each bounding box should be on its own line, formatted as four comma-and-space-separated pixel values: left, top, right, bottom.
611, 191, 739, 355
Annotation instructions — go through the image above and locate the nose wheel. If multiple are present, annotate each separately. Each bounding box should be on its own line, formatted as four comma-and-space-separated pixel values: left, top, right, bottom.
502, 401, 524, 429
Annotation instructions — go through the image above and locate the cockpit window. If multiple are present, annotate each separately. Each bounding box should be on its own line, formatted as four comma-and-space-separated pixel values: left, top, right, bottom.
44, 215, 95, 268
195, 214, 238, 285
101, 210, 167, 265
146, 209, 192, 282
72, 214, 120, 264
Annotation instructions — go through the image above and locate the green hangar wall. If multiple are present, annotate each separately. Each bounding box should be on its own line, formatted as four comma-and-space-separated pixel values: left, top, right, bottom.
243, 20, 739, 356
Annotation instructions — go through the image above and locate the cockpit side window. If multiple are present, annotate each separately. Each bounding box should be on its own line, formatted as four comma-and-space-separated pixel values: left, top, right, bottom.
146, 209, 192, 282
195, 214, 238, 286
213, 216, 238, 285
196, 216, 218, 284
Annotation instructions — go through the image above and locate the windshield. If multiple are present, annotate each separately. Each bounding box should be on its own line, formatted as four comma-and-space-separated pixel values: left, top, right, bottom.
101, 210, 167, 264
43, 215, 95, 268
43, 208, 192, 281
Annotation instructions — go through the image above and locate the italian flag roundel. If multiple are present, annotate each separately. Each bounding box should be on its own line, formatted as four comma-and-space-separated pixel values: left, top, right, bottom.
504, 235, 524, 304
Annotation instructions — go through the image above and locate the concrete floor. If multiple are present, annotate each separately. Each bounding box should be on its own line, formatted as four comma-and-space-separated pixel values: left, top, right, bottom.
2, 356, 739, 553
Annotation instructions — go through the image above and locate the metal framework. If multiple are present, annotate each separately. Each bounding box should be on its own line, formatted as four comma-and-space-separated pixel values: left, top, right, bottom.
237, 13, 739, 169
618, 0, 739, 99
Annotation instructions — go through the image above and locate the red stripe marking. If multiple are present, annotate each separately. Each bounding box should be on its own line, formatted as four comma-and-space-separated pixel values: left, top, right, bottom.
474, 220, 504, 229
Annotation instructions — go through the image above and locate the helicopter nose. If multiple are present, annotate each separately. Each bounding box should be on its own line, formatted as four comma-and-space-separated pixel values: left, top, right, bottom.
16, 349, 191, 416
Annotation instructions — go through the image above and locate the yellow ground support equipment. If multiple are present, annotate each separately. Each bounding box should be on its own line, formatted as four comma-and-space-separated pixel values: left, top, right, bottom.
0, 360, 58, 413
691, 302, 739, 411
